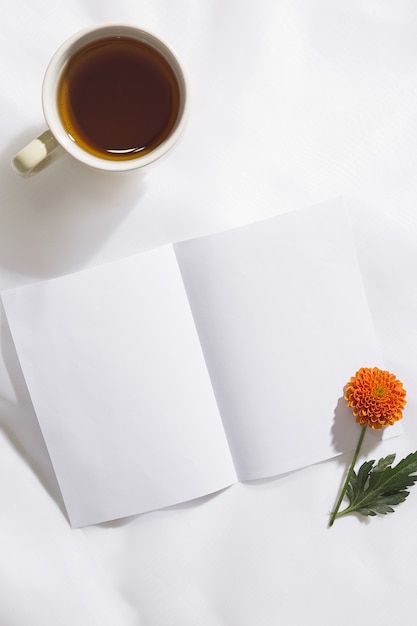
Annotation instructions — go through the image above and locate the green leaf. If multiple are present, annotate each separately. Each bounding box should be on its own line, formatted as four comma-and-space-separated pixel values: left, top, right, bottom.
373, 454, 396, 473
338, 451, 417, 519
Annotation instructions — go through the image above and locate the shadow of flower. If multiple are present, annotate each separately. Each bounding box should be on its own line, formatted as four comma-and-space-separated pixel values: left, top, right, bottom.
331, 395, 384, 457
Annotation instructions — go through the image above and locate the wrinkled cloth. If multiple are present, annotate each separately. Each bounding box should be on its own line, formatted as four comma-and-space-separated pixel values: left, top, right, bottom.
2, 1, 417, 624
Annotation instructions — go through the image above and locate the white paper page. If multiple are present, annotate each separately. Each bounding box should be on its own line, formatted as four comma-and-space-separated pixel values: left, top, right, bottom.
1, 246, 236, 527
175, 199, 397, 480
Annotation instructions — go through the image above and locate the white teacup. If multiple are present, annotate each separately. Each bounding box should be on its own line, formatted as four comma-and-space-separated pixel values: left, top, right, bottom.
12, 24, 188, 177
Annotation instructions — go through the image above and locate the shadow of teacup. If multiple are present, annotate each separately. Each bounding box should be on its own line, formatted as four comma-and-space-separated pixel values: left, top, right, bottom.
0, 129, 146, 279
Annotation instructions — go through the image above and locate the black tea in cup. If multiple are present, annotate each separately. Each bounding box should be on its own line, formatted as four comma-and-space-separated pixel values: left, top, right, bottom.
57, 36, 181, 160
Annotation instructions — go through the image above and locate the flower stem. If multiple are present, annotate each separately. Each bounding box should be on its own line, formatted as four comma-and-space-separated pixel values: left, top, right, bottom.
328, 425, 367, 527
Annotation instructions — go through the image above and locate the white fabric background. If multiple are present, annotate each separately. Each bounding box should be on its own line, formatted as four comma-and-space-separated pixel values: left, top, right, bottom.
2, 1, 417, 624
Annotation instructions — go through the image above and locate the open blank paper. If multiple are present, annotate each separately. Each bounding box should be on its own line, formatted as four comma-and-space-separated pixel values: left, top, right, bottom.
0, 198, 386, 526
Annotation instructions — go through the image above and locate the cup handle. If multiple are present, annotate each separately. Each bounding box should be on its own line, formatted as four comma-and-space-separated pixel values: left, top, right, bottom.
12, 129, 63, 177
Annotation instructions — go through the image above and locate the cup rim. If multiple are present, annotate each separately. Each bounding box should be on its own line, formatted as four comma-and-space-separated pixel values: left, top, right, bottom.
42, 23, 188, 172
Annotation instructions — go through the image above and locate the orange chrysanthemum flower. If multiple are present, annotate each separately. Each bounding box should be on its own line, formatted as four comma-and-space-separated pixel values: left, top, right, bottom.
344, 367, 406, 430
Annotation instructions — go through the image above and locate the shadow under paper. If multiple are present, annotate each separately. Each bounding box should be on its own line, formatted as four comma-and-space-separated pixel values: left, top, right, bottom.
0, 303, 68, 520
